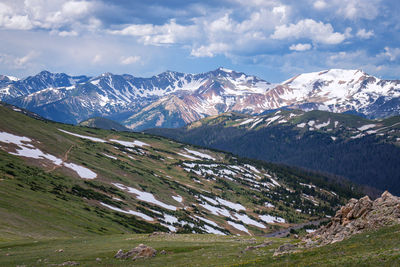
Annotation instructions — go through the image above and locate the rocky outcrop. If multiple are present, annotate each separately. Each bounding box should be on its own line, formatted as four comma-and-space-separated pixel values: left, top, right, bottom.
305, 191, 400, 246
114, 244, 157, 261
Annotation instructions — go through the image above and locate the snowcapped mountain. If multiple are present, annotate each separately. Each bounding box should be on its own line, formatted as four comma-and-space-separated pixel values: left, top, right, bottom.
1, 68, 399, 129
275, 69, 400, 118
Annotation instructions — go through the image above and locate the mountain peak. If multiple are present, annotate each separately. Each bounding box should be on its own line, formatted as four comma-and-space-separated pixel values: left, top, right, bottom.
216, 67, 234, 73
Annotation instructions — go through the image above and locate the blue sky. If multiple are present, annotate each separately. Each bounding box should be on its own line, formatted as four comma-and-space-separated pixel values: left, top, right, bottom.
0, 0, 399, 82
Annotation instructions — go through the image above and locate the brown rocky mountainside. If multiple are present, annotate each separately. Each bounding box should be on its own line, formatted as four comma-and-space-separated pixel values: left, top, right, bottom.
305, 191, 400, 246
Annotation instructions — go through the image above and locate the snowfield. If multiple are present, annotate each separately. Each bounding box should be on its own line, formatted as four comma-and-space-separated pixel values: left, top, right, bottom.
227, 221, 249, 234
259, 214, 286, 223
0, 131, 97, 179
112, 183, 177, 211
184, 148, 215, 160
110, 139, 149, 147
63, 162, 97, 179
58, 129, 107, 143
100, 202, 153, 221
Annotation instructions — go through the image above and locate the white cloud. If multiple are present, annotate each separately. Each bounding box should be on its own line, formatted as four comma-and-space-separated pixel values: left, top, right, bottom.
334, 0, 382, 20
191, 43, 230, 57
313, 0, 327, 10
0, 0, 97, 33
381, 47, 400, 61
110, 19, 198, 46
14, 51, 39, 68
271, 19, 346, 45
0, 3, 33, 30
0, 51, 39, 70
120, 56, 141, 65
356, 29, 374, 39
57, 30, 78, 37
289, 43, 312, 51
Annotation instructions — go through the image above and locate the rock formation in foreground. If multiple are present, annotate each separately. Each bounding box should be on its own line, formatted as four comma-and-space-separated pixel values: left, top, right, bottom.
305, 191, 400, 246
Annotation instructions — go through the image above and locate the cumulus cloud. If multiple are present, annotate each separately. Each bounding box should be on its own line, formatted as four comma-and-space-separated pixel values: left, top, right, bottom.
0, 51, 39, 69
289, 43, 312, 51
313, 0, 327, 10
0, 3, 33, 30
356, 29, 374, 39
381, 47, 400, 61
110, 19, 198, 45
120, 56, 141, 65
0, 0, 97, 33
271, 19, 346, 45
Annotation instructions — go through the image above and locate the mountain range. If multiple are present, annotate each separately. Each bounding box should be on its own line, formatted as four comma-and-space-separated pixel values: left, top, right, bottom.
1, 68, 399, 130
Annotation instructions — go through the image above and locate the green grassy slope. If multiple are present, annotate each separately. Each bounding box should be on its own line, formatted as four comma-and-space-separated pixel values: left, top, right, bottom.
0, 225, 398, 266
0, 104, 361, 241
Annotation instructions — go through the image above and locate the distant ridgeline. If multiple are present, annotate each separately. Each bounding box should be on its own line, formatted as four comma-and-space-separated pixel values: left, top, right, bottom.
0, 68, 399, 130
146, 110, 400, 196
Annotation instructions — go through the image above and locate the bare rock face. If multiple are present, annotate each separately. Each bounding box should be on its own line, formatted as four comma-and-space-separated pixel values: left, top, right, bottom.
114, 244, 157, 261
305, 191, 400, 246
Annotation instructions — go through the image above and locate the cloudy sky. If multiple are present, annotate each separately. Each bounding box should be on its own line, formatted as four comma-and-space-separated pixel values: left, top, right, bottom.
0, 0, 399, 82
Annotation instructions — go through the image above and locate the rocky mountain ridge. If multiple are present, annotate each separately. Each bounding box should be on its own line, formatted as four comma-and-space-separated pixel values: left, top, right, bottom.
1, 68, 399, 129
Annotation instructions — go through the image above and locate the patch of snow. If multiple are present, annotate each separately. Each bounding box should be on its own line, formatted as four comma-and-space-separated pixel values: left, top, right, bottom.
216, 197, 245, 211
233, 212, 265, 228
100, 202, 153, 221
297, 122, 306, 128
199, 202, 231, 217
227, 221, 249, 234
314, 120, 330, 129
259, 214, 286, 224
112, 183, 177, 211
358, 124, 376, 131
172, 195, 183, 203
63, 162, 97, 179
184, 148, 215, 160
201, 195, 219, 205
177, 152, 200, 160
308, 120, 315, 126
239, 118, 255, 126
244, 164, 260, 174
0, 131, 32, 146
103, 153, 117, 160
9, 145, 63, 166
58, 129, 106, 143
163, 213, 178, 224
269, 177, 280, 187
202, 224, 226, 235
161, 223, 176, 232
331, 136, 337, 141
265, 115, 281, 126
306, 229, 316, 233
194, 215, 219, 228
110, 139, 149, 147
351, 133, 365, 139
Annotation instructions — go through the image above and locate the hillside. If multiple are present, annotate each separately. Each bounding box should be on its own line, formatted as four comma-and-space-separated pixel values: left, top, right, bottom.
79, 117, 130, 131
0, 104, 362, 240
146, 110, 400, 195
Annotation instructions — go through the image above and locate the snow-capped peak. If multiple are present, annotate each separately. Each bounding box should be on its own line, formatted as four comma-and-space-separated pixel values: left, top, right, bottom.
5, 75, 19, 81
218, 67, 233, 73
